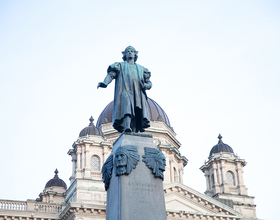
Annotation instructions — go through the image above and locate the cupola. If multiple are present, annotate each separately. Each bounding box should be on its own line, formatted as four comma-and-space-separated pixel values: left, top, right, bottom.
45, 169, 67, 189
38, 169, 67, 204
79, 116, 104, 137
209, 134, 234, 157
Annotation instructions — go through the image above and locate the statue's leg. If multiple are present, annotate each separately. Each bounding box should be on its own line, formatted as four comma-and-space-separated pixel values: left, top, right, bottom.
131, 116, 137, 132
135, 107, 145, 132
124, 115, 132, 132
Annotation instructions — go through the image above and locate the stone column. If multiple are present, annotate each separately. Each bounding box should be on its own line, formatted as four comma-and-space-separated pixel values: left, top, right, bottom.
212, 164, 220, 194
70, 153, 77, 184
162, 152, 170, 184
77, 147, 81, 169
179, 168, 183, 183
76, 146, 82, 178
205, 171, 210, 191
106, 133, 167, 220
84, 144, 91, 178
216, 163, 222, 185
170, 160, 174, 183
236, 162, 247, 195
220, 161, 229, 193
236, 163, 244, 185
81, 145, 85, 168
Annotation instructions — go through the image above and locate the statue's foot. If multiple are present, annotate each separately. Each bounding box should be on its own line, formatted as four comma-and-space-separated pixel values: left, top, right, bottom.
124, 127, 132, 132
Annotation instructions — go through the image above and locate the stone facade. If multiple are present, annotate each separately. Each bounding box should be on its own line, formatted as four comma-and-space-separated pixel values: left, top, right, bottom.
0, 106, 258, 220
200, 141, 257, 219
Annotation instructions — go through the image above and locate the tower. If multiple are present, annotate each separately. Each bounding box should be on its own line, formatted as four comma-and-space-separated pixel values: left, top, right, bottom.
37, 169, 67, 204
200, 134, 257, 218
66, 116, 111, 206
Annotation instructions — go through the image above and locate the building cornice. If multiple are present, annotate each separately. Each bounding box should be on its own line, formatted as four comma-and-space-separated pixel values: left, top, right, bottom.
164, 182, 243, 218
60, 202, 106, 220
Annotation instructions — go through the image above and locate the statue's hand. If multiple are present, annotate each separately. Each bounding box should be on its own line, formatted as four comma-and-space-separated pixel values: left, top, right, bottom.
97, 82, 107, 89
141, 82, 151, 90
143, 84, 149, 90
140, 79, 148, 90
140, 76, 152, 91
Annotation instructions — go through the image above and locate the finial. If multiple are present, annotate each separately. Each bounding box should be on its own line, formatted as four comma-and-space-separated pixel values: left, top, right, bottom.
89, 116, 94, 126
218, 134, 223, 143
54, 169, 58, 178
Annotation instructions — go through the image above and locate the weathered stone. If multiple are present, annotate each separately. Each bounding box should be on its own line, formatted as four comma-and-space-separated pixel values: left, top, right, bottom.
142, 147, 166, 180
106, 132, 167, 220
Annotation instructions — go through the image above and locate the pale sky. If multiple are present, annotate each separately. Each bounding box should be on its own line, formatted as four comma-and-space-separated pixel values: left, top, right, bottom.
1, 1, 280, 219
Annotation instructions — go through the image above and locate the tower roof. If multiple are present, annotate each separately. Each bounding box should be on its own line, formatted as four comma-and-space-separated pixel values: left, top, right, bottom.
209, 134, 234, 157
79, 116, 104, 137
45, 169, 67, 189
96, 98, 173, 130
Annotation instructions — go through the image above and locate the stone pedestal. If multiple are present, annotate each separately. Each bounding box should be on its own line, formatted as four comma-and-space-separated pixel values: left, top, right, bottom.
106, 132, 167, 220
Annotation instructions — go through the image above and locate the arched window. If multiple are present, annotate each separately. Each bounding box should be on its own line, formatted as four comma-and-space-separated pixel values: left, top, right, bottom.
226, 171, 235, 186
90, 155, 100, 171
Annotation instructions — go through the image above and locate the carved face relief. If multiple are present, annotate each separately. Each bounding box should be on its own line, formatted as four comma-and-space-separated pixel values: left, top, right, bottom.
115, 151, 128, 167
114, 145, 140, 176
158, 157, 166, 172
142, 147, 166, 180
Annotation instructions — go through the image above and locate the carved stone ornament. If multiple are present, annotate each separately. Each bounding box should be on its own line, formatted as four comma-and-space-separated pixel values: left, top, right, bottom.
101, 153, 113, 191
142, 147, 166, 180
114, 145, 140, 176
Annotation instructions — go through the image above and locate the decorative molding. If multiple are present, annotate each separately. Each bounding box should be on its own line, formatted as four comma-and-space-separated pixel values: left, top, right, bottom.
164, 183, 243, 218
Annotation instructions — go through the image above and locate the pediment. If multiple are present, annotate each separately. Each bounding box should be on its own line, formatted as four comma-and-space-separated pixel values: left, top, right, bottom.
164, 182, 242, 218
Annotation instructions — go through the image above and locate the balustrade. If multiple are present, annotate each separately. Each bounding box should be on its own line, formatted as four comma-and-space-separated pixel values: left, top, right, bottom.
34, 204, 62, 213
0, 201, 27, 211
0, 200, 62, 214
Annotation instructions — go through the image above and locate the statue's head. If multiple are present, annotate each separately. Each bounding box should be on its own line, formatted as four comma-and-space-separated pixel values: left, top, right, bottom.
142, 147, 166, 180
122, 46, 138, 62
115, 147, 128, 169
155, 151, 166, 172
114, 145, 140, 176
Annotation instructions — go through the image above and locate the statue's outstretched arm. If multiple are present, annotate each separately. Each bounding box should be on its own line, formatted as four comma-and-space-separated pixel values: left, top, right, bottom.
97, 72, 115, 89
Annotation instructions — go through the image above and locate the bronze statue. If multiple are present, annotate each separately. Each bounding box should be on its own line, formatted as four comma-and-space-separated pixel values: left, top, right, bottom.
97, 46, 152, 133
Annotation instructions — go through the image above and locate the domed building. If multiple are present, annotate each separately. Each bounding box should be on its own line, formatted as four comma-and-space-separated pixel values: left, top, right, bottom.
37, 169, 67, 206
200, 134, 256, 217
0, 98, 257, 220
95, 98, 188, 183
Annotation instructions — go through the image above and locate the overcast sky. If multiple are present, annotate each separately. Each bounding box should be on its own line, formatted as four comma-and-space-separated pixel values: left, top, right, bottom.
1, 1, 279, 219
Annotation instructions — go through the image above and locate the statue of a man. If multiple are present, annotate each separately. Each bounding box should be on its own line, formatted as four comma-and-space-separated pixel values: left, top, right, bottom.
97, 46, 152, 133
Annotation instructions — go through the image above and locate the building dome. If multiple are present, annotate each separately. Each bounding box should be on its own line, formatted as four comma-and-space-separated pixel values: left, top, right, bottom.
96, 98, 173, 130
79, 116, 104, 137
209, 134, 234, 157
45, 169, 67, 189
